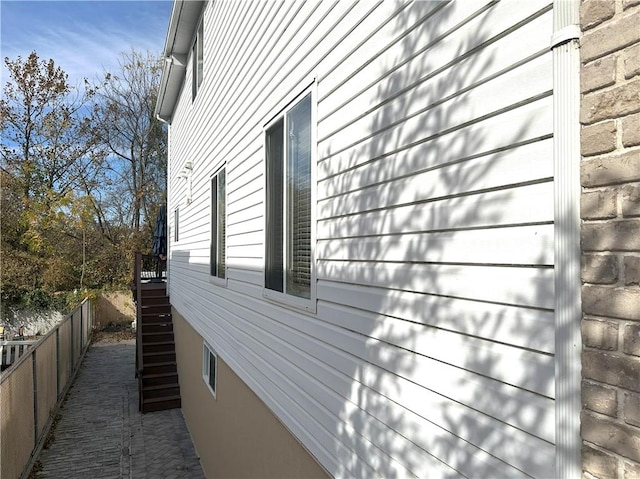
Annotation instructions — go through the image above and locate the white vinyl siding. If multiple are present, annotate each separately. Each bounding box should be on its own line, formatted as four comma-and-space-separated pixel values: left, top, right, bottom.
166, 1, 558, 477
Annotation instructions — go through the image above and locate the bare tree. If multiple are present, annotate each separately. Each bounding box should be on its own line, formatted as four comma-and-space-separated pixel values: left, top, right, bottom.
93, 49, 167, 232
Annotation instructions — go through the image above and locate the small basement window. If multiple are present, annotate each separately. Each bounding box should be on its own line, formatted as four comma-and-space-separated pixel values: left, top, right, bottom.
203, 342, 217, 397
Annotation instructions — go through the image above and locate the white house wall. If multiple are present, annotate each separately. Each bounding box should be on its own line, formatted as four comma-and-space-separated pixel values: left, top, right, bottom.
167, 1, 556, 477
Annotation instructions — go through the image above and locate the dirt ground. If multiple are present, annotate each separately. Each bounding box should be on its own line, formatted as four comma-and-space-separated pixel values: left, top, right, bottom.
92, 321, 135, 343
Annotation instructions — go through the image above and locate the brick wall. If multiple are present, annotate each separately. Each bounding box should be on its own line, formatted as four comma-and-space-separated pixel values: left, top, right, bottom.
580, 0, 640, 477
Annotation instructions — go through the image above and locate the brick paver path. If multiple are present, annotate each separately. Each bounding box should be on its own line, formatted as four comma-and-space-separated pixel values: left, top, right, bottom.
33, 339, 205, 479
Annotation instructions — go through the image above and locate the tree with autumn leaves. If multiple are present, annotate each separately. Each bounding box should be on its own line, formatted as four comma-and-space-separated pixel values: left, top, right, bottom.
1, 51, 166, 307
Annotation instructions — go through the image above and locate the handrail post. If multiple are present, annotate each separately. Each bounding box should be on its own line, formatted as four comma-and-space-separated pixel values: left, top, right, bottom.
32, 349, 38, 448
135, 252, 143, 380
56, 328, 60, 399
70, 310, 74, 373
80, 305, 83, 349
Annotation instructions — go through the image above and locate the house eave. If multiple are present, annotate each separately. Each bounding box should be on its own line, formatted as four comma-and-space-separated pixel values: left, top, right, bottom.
154, 0, 206, 123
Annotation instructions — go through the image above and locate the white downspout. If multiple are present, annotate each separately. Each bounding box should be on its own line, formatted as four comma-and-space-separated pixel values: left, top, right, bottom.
552, 1, 582, 478
166, 125, 171, 295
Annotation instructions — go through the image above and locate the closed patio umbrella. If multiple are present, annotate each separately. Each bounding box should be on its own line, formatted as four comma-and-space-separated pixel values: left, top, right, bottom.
152, 205, 167, 281
152, 205, 167, 258
151, 205, 167, 280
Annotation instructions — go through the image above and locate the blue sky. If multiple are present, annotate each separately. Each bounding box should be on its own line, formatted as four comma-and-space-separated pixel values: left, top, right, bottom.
0, 0, 172, 86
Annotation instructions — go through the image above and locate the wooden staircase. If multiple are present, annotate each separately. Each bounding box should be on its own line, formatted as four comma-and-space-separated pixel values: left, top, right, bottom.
134, 253, 181, 413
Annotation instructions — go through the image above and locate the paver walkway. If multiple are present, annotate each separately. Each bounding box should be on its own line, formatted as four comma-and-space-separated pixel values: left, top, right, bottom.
33, 339, 205, 479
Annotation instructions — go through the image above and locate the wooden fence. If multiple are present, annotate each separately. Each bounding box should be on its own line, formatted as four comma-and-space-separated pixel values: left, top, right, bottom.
0, 298, 94, 479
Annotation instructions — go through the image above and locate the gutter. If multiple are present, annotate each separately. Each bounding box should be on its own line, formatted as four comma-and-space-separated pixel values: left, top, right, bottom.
154, 0, 206, 123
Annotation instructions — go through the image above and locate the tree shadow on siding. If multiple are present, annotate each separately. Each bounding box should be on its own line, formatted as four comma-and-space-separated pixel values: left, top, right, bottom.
318, 2, 557, 477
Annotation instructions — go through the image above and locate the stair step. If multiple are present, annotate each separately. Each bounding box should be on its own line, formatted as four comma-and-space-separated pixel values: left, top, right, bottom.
143, 393, 181, 403
142, 341, 175, 354
140, 293, 168, 302
141, 372, 179, 387
143, 383, 180, 392
141, 298, 171, 311
141, 322, 173, 333
143, 351, 176, 363
142, 333, 174, 344
142, 339, 174, 345
141, 395, 181, 413
141, 305, 171, 315
141, 321, 172, 329
142, 296, 171, 306
140, 292, 167, 299
141, 313, 172, 323
142, 384, 181, 399
141, 319, 172, 327
143, 361, 177, 375
143, 349, 176, 357
140, 284, 166, 294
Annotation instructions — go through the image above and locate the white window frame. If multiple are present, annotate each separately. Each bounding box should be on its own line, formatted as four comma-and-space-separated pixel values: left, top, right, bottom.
173, 206, 179, 243
210, 164, 227, 286
203, 342, 217, 398
192, 18, 204, 102
262, 82, 317, 313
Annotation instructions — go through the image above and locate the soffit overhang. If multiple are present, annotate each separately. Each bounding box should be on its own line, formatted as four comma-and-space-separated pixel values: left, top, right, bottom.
155, 0, 206, 123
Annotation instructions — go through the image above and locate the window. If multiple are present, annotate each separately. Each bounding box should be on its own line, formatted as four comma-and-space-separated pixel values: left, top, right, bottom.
210, 167, 226, 279
203, 342, 217, 397
265, 91, 314, 306
174, 207, 179, 242
192, 19, 204, 101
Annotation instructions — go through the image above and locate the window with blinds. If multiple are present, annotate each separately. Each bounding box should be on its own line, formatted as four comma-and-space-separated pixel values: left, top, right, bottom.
192, 19, 203, 101
265, 92, 313, 301
210, 167, 226, 279
174, 207, 179, 242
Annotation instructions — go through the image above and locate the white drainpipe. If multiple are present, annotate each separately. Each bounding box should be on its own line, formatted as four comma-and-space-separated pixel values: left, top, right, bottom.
552, 0, 582, 477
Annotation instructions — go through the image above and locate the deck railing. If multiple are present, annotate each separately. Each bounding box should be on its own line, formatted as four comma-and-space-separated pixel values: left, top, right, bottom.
0, 298, 94, 479
133, 253, 165, 283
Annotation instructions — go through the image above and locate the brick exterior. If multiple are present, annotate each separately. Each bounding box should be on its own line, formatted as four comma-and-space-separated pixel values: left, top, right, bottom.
622, 184, 640, 217
622, 113, 640, 147
582, 254, 619, 283
581, 0, 640, 477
